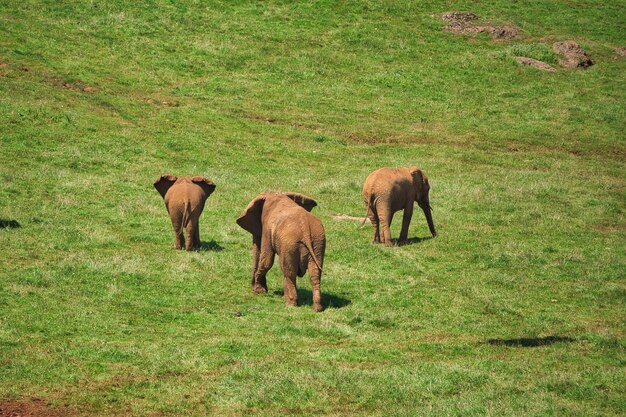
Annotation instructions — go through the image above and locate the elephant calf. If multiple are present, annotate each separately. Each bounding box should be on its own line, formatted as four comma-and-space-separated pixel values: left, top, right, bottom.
154, 175, 216, 251
237, 192, 326, 312
362, 166, 436, 246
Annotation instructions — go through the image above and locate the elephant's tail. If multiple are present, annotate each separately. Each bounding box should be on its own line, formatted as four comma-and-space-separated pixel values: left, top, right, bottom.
359, 196, 375, 228
181, 199, 192, 229
301, 225, 323, 273
360, 205, 370, 228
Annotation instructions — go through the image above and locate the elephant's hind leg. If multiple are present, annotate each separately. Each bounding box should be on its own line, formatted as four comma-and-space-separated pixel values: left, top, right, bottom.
185, 218, 198, 251
170, 212, 185, 250
377, 203, 394, 246
308, 261, 323, 312
368, 204, 381, 244
280, 249, 300, 307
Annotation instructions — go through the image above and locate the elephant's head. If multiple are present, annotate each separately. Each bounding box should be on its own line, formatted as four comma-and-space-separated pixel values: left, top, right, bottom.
236, 192, 317, 236
410, 168, 437, 237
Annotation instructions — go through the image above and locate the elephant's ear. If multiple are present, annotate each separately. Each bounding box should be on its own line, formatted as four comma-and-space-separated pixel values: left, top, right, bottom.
409, 167, 430, 199
409, 167, 427, 184
154, 175, 178, 198
282, 192, 318, 212
236, 195, 266, 236
192, 176, 216, 196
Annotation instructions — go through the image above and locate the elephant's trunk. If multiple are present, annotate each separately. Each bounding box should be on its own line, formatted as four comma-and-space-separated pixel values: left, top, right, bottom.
421, 203, 437, 237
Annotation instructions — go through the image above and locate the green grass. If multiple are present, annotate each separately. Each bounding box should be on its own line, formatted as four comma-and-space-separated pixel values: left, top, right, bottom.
1, 1, 624, 415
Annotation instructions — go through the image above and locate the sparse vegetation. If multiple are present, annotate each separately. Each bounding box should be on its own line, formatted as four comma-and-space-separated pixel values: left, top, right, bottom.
1, 1, 624, 416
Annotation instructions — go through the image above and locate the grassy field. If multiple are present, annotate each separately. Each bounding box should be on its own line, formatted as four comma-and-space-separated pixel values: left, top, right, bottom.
1, 1, 624, 415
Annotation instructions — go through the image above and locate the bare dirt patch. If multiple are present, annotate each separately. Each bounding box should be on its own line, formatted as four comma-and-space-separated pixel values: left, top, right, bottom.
56, 80, 98, 93
332, 214, 369, 223
515, 56, 556, 72
144, 97, 179, 107
342, 131, 415, 144
552, 41, 593, 68
250, 114, 278, 124
0, 397, 72, 417
594, 223, 626, 233
614, 47, 626, 58
441, 12, 479, 26
243, 112, 314, 131
442, 12, 519, 40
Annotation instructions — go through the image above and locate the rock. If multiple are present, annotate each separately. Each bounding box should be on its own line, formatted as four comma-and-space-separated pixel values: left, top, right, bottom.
515, 56, 557, 72
552, 41, 593, 68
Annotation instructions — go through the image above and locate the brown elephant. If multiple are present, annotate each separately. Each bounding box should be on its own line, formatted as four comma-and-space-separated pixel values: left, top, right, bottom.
362, 166, 436, 246
154, 175, 216, 251
236, 192, 326, 312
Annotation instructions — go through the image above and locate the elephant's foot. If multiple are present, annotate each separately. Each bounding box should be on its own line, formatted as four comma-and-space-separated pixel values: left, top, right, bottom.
253, 275, 268, 293
284, 298, 299, 307
253, 285, 268, 294
312, 303, 323, 312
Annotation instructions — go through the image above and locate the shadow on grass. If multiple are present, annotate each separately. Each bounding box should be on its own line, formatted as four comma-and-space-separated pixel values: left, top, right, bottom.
273, 288, 351, 309
395, 235, 434, 246
197, 240, 223, 252
0, 219, 21, 229
487, 335, 575, 347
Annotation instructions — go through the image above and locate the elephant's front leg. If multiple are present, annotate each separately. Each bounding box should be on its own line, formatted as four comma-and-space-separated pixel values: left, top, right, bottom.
193, 221, 201, 249
251, 235, 260, 290
252, 235, 274, 293
398, 202, 414, 245
377, 203, 394, 247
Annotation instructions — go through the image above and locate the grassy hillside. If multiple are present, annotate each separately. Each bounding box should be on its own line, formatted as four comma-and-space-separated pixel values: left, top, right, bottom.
1, 1, 624, 415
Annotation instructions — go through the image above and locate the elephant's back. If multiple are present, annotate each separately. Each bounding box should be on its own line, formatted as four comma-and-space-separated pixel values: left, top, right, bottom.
272, 206, 324, 240
362, 167, 408, 196
164, 182, 204, 212
304, 210, 324, 237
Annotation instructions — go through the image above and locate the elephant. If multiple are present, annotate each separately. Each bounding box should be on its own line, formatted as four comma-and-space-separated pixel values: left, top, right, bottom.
236, 192, 326, 312
154, 175, 216, 251
362, 166, 436, 246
